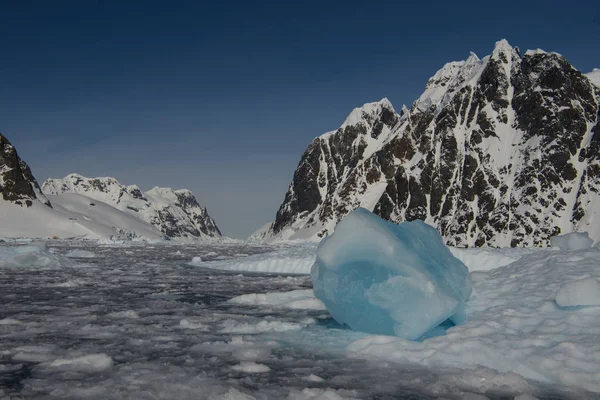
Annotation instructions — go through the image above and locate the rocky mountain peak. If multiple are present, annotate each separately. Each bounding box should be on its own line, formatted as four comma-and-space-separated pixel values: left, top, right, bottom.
0, 133, 51, 208
263, 40, 600, 247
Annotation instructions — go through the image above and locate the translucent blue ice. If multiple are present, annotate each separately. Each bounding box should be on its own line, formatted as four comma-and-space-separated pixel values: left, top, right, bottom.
311, 208, 472, 340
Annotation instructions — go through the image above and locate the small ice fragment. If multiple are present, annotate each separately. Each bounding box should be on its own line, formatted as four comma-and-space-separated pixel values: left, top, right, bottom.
230, 361, 270, 373
556, 278, 600, 307
49, 353, 113, 372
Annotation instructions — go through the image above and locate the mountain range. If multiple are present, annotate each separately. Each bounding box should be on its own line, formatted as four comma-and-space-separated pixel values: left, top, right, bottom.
0, 133, 221, 241
257, 40, 600, 247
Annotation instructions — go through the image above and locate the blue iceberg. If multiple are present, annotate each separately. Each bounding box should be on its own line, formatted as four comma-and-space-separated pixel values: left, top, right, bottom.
311, 208, 472, 340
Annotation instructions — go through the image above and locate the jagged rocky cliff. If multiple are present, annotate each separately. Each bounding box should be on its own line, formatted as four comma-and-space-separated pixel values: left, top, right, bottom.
261, 40, 600, 247
0, 133, 51, 208
43, 174, 222, 240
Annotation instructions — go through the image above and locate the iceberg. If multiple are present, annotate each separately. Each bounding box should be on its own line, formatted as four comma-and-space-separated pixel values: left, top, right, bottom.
311, 208, 472, 340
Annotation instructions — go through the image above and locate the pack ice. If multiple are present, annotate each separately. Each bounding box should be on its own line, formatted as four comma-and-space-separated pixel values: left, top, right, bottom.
311, 208, 472, 340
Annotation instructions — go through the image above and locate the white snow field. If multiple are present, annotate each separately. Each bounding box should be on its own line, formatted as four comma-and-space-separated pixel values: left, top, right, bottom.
1, 241, 599, 399
0, 193, 164, 241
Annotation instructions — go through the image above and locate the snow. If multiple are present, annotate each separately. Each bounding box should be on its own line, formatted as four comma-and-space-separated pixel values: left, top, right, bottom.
555, 277, 600, 307
550, 231, 593, 251
311, 208, 472, 340
525, 49, 547, 56
347, 245, 600, 394
0, 192, 164, 241
584, 68, 600, 88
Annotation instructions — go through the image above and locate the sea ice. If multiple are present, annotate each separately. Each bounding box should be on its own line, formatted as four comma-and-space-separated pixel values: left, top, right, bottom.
550, 232, 593, 251
555, 278, 600, 307
227, 289, 326, 310
311, 208, 472, 340
0, 242, 68, 268
191, 243, 317, 274
65, 249, 97, 258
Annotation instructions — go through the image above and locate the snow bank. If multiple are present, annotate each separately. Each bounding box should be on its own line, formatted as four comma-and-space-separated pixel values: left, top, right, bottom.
347, 245, 600, 393
555, 278, 600, 307
550, 232, 593, 251
227, 289, 326, 310
189, 243, 317, 274
312, 208, 472, 340
0, 243, 68, 268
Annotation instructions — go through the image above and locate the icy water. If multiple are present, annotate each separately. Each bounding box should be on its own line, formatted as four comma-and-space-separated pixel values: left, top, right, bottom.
0, 242, 587, 400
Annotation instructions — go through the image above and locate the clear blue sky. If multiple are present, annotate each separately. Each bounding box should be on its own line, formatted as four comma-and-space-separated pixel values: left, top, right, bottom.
2, 0, 599, 238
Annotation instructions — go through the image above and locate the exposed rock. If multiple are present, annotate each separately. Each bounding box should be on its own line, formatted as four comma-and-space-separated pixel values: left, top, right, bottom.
0, 133, 51, 208
263, 40, 600, 247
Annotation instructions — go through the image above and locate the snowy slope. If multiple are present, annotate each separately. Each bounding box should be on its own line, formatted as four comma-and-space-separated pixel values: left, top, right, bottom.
0, 197, 162, 240
43, 174, 221, 240
586, 68, 600, 88
47, 193, 163, 240
264, 40, 600, 247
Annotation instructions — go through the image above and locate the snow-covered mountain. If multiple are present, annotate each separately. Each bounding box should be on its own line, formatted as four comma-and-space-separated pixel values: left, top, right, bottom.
0, 133, 164, 240
259, 40, 600, 247
43, 174, 222, 240
0, 133, 51, 208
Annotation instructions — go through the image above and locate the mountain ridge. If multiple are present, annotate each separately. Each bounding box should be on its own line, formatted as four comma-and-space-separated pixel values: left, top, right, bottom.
43, 174, 222, 240
258, 40, 600, 247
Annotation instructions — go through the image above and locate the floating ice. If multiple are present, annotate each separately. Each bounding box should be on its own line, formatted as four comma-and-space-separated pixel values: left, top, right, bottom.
0, 243, 68, 268
227, 289, 326, 310
311, 208, 472, 340
556, 278, 600, 307
65, 249, 97, 258
49, 353, 113, 372
550, 232, 593, 251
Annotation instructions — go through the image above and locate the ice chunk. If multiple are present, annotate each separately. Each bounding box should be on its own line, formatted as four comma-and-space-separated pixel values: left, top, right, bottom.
227, 289, 326, 310
49, 353, 113, 372
311, 208, 472, 340
230, 361, 271, 373
550, 232, 593, 251
0, 243, 68, 268
556, 278, 600, 307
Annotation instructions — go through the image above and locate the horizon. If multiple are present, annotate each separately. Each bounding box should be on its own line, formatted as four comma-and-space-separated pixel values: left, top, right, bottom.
3, 0, 599, 238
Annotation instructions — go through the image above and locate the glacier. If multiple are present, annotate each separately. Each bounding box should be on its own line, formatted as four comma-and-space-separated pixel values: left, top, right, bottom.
311, 208, 472, 340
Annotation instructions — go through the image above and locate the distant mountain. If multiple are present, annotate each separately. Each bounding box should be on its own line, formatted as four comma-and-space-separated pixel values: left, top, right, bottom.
43, 174, 222, 240
259, 40, 600, 247
0, 133, 163, 240
0, 133, 51, 208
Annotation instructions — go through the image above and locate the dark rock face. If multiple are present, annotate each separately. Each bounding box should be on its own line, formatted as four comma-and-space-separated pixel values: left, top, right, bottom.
0, 133, 51, 208
266, 41, 600, 247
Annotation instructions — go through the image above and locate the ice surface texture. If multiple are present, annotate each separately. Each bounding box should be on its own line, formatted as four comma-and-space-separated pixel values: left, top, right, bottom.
556, 277, 600, 307
311, 208, 472, 340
